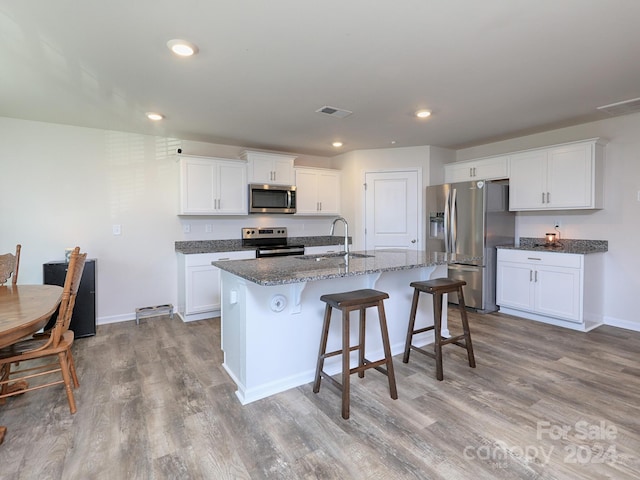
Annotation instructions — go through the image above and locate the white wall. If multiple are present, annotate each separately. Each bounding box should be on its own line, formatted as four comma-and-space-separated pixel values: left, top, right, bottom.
456, 112, 640, 331
0, 117, 333, 324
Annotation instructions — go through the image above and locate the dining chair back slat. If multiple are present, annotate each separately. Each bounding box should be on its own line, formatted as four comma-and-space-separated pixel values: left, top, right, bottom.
0, 244, 21, 286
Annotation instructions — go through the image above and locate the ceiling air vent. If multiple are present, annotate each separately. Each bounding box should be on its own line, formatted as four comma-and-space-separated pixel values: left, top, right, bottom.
597, 97, 640, 116
315, 105, 353, 119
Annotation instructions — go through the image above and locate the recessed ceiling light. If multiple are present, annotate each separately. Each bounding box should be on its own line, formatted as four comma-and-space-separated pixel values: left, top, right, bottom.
146, 112, 164, 121
167, 39, 199, 57
415, 110, 431, 118
332, 141, 343, 148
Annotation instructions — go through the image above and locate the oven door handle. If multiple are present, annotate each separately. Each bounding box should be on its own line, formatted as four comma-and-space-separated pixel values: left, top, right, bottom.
257, 247, 305, 257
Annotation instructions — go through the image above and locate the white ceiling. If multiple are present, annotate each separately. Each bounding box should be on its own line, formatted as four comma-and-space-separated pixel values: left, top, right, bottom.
1, 0, 639, 156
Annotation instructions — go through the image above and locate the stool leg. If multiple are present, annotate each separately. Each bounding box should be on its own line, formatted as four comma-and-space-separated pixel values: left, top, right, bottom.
377, 300, 398, 399
403, 288, 420, 363
457, 288, 476, 369
358, 307, 366, 378
342, 308, 351, 419
432, 293, 444, 381
313, 304, 332, 393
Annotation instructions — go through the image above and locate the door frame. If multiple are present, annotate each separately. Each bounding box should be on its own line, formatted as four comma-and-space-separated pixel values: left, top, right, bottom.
362, 168, 423, 251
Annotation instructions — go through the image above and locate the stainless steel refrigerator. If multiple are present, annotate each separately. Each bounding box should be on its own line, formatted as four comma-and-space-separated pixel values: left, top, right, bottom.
426, 180, 515, 312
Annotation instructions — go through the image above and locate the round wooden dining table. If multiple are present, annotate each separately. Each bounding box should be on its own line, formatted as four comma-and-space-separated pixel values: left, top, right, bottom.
0, 284, 63, 445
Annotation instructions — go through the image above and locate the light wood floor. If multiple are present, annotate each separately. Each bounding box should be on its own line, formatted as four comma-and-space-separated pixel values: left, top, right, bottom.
1, 309, 639, 479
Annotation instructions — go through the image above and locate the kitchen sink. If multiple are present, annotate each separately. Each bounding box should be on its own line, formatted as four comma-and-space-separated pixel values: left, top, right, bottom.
296, 252, 375, 261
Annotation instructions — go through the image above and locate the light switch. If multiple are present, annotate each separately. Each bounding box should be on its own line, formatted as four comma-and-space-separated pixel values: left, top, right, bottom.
205, 224, 213, 233
112, 224, 121, 235
183, 224, 191, 233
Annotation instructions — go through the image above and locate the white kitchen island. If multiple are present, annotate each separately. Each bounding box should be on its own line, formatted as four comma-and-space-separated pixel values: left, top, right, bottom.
214, 250, 463, 405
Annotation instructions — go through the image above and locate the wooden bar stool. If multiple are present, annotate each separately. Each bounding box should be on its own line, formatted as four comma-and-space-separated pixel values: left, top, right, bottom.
403, 278, 476, 381
313, 289, 398, 419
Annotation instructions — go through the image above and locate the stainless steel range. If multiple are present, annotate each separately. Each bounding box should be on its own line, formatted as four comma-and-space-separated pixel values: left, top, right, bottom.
242, 227, 305, 258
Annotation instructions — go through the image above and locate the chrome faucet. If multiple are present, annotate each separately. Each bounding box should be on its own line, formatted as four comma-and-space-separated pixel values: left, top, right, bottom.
330, 216, 349, 254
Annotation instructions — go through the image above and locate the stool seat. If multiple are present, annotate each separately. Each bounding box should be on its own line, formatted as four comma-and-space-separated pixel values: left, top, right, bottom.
320, 289, 389, 308
410, 278, 467, 295
313, 288, 397, 419
403, 278, 476, 381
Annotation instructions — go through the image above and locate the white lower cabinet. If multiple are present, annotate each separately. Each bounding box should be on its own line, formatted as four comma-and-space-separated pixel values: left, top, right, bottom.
496, 249, 604, 331
177, 250, 255, 321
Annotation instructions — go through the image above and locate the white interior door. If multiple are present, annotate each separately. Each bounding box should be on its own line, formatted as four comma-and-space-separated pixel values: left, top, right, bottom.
365, 170, 420, 251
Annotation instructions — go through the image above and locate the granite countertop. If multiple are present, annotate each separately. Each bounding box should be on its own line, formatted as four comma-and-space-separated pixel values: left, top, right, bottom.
213, 250, 479, 286
497, 238, 608, 255
175, 236, 347, 254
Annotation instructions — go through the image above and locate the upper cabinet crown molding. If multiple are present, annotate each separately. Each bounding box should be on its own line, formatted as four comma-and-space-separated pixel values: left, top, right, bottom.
508, 138, 606, 211
444, 155, 509, 183
241, 150, 296, 186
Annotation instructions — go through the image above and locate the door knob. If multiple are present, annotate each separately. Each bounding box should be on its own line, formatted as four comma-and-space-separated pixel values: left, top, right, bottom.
411, 239, 417, 243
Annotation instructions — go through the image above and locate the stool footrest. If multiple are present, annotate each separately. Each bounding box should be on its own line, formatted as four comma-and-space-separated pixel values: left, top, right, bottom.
440, 334, 469, 347
410, 325, 435, 335
407, 345, 436, 360
322, 344, 361, 360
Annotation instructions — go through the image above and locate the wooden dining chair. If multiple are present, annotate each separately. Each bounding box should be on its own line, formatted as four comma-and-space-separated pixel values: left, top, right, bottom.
0, 247, 86, 414
0, 244, 21, 285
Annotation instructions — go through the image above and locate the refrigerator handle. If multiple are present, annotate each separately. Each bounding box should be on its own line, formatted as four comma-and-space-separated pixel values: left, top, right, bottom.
444, 189, 451, 252
451, 188, 457, 253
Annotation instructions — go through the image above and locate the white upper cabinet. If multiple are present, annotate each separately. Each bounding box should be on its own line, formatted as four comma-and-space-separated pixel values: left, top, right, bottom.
295, 167, 341, 215
241, 150, 296, 185
444, 155, 509, 183
179, 156, 248, 215
509, 139, 605, 211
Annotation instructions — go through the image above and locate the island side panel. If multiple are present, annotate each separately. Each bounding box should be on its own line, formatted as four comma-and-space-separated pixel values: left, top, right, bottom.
220, 265, 447, 405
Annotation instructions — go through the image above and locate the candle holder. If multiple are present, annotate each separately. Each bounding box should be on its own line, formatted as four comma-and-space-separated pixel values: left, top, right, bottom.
545, 233, 557, 246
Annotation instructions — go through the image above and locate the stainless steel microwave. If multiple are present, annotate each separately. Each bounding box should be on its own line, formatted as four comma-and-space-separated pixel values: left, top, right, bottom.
249, 184, 296, 214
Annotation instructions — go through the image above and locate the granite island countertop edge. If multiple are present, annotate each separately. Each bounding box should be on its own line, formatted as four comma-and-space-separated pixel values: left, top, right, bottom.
213, 250, 477, 286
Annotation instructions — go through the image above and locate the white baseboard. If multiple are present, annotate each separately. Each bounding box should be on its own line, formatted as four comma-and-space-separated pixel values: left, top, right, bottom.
603, 316, 640, 332
97, 313, 136, 325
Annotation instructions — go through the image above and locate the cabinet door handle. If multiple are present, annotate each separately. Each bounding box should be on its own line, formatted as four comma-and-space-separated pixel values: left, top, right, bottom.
473, 167, 477, 177
534, 271, 538, 282
546, 192, 550, 203
541, 192, 545, 203
530, 270, 533, 282
319, 202, 322, 211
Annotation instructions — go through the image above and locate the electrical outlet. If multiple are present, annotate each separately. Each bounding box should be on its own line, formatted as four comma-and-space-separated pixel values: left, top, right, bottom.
554, 220, 561, 229
205, 224, 213, 233
112, 224, 121, 236
183, 224, 191, 234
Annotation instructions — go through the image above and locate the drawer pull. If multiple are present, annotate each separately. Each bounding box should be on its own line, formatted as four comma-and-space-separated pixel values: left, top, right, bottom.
527, 257, 542, 261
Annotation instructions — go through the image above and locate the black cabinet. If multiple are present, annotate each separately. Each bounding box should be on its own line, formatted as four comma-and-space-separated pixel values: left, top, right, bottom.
43, 259, 96, 338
